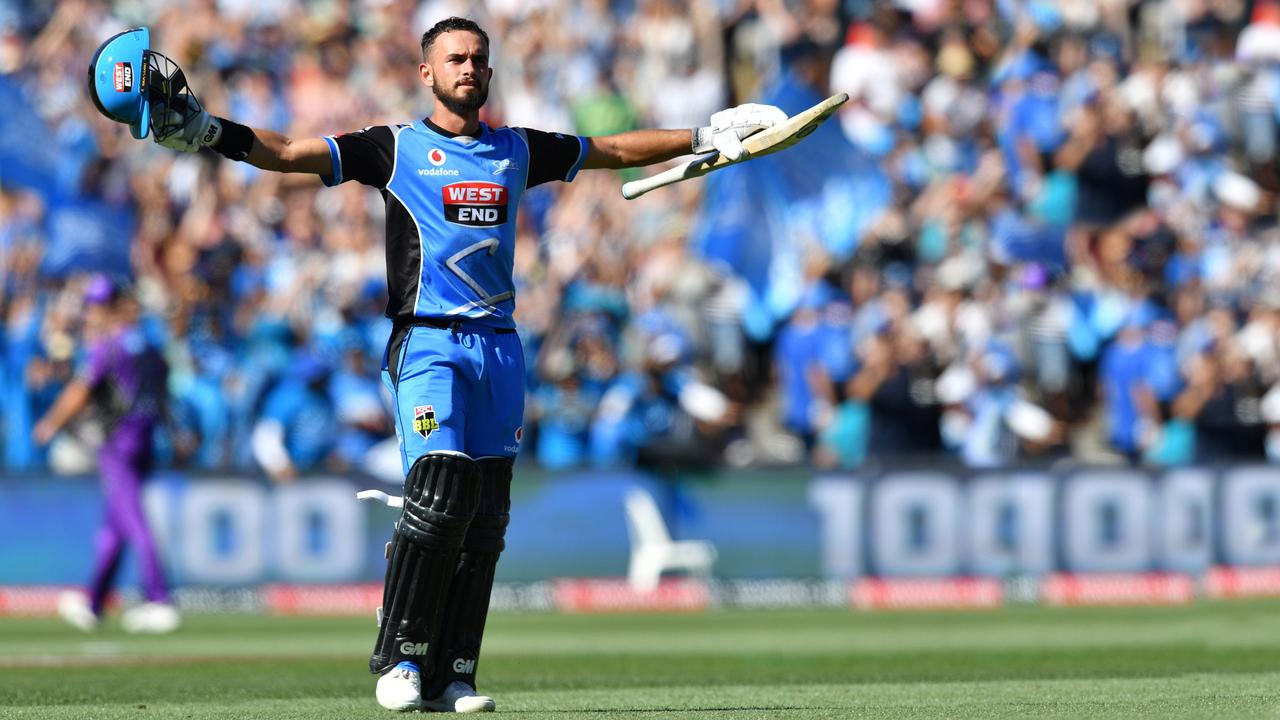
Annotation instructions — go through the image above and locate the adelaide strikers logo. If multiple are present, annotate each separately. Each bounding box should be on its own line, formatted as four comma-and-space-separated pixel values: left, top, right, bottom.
427, 148, 447, 166
413, 405, 440, 440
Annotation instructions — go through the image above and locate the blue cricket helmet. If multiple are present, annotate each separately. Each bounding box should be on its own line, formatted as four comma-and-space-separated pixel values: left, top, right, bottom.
87, 27, 153, 139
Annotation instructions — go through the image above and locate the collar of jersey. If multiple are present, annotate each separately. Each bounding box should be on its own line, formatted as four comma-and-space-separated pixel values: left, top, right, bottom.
418, 116, 486, 146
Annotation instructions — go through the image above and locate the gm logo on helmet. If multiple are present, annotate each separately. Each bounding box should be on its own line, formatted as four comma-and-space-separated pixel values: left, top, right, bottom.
452, 658, 476, 674
400, 641, 430, 655
428, 148, 447, 166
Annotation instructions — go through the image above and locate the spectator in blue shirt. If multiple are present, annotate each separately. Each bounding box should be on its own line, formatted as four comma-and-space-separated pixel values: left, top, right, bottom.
591, 328, 732, 470
170, 343, 232, 469
326, 334, 390, 473
528, 321, 613, 470
1099, 305, 1158, 460
773, 283, 838, 449
250, 351, 337, 481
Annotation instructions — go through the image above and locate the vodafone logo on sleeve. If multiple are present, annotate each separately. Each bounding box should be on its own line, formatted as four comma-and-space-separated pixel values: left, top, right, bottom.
442, 181, 508, 227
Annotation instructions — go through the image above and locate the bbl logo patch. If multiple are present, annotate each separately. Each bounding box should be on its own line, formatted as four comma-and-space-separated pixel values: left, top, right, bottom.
113, 62, 133, 92
413, 405, 439, 440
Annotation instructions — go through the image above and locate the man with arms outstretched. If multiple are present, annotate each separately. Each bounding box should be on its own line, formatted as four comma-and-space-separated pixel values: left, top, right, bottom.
137, 16, 784, 711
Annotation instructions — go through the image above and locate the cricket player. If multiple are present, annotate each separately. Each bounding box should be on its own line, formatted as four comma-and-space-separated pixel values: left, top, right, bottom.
93, 16, 785, 711
33, 275, 179, 634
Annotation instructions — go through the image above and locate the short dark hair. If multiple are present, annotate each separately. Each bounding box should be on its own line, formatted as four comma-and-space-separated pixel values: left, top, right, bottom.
421, 17, 490, 60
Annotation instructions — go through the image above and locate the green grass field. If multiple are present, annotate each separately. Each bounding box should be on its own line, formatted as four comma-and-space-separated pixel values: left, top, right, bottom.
2, 601, 1280, 718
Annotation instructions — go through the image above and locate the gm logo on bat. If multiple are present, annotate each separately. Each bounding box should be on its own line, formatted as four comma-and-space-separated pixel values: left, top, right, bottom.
442, 181, 508, 227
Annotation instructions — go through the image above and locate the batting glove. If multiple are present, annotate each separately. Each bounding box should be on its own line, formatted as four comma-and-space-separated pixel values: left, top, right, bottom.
153, 95, 223, 153
693, 103, 788, 161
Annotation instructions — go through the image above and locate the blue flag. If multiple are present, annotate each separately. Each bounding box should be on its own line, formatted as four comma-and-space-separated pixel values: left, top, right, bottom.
39, 196, 134, 278
0, 76, 63, 199
692, 74, 890, 339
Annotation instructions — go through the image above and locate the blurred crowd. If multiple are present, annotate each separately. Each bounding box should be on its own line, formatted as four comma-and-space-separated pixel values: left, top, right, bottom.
4, 0, 1280, 478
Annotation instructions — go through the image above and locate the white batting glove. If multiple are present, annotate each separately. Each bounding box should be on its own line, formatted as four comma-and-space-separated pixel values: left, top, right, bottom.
153, 95, 222, 153
693, 103, 788, 161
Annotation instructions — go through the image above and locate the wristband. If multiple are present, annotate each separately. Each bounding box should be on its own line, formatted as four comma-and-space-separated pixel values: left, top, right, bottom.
211, 117, 254, 161
692, 126, 714, 154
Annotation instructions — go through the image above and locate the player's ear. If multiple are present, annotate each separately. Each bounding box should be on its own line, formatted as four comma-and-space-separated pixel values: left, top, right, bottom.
419, 62, 432, 86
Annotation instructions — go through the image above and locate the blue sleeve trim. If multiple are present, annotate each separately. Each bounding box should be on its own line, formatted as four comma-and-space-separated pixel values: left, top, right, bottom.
565, 135, 588, 182
511, 128, 532, 192
321, 136, 342, 187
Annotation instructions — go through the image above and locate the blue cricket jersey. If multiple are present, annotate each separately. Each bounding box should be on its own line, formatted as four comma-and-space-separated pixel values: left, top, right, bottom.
322, 118, 588, 329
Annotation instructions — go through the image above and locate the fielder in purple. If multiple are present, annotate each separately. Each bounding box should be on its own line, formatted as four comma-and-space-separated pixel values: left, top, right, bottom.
34, 276, 172, 619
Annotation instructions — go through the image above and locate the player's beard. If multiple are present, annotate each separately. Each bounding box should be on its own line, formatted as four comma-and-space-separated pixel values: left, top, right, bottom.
433, 77, 488, 116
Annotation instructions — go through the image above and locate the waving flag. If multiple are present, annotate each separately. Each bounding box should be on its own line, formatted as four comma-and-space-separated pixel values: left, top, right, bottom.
692, 73, 890, 339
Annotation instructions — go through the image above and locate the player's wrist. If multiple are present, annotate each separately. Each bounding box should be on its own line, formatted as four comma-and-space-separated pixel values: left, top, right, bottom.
208, 117, 254, 161
692, 126, 714, 154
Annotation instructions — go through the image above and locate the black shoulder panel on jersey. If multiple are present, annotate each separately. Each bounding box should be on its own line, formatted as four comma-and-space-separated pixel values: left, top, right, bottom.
518, 127, 585, 188
334, 125, 399, 189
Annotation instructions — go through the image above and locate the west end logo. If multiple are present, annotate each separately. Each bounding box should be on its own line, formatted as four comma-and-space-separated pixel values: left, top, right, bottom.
428, 148, 447, 166
113, 62, 133, 92
442, 181, 508, 227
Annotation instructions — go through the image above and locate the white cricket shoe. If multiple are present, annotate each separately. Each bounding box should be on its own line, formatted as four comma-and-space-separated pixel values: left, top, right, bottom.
424, 681, 496, 713
376, 662, 422, 711
121, 602, 181, 634
57, 591, 99, 632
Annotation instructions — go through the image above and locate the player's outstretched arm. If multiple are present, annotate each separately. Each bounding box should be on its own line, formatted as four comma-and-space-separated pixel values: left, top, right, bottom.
153, 96, 334, 176
583, 130, 695, 170
583, 103, 787, 170
240, 129, 334, 176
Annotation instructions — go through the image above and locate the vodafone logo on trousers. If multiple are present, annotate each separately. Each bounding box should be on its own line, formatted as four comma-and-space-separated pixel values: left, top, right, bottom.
443, 181, 508, 227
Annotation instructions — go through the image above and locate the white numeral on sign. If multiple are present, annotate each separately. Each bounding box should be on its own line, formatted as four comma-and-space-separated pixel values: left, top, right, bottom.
446, 237, 513, 307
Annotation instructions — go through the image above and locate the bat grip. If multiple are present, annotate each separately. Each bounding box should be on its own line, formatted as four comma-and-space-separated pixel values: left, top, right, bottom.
621, 175, 667, 200
621, 152, 720, 200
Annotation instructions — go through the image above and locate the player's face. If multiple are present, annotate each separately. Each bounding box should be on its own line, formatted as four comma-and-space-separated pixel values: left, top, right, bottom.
421, 30, 492, 115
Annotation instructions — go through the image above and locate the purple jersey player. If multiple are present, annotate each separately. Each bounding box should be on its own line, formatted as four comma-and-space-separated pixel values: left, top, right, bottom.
33, 275, 180, 634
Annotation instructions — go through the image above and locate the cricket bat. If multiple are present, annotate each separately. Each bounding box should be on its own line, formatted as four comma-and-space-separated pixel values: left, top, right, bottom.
620, 92, 849, 200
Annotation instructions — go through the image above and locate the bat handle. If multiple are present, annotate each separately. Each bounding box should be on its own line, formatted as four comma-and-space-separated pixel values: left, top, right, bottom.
621, 173, 668, 200
621, 151, 720, 200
